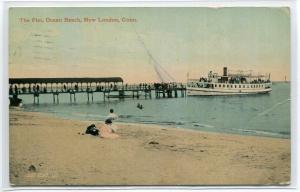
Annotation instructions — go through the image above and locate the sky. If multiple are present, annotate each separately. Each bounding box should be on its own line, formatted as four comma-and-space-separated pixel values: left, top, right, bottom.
9, 7, 290, 83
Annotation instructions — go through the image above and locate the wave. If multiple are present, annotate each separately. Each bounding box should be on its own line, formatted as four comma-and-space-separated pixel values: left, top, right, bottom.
72, 113, 107, 118
119, 114, 153, 118
142, 120, 185, 126
229, 128, 289, 138
118, 114, 134, 118
192, 123, 214, 128
118, 119, 185, 126
258, 98, 290, 116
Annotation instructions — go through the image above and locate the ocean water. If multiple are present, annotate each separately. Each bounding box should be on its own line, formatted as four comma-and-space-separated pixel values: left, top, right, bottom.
18, 82, 290, 139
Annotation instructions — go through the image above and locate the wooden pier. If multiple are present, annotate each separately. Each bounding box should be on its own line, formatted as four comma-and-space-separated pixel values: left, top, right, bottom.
9, 77, 186, 104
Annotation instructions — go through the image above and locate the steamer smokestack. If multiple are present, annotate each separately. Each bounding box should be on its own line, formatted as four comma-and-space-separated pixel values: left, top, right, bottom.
223, 67, 227, 76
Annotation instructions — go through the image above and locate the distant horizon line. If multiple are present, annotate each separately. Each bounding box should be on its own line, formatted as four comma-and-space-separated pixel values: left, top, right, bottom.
8, 77, 290, 84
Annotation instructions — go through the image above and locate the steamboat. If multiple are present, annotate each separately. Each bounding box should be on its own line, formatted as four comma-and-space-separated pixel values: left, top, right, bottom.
187, 67, 272, 96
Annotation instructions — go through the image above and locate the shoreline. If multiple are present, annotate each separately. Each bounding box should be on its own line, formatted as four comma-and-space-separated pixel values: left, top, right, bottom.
19, 107, 289, 140
9, 108, 291, 185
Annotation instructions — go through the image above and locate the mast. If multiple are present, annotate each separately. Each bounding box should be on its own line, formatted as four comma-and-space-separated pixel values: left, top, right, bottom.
134, 27, 176, 83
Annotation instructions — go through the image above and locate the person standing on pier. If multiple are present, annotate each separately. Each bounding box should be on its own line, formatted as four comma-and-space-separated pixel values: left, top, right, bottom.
9, 85, 13, 95
14, 85, 18, 94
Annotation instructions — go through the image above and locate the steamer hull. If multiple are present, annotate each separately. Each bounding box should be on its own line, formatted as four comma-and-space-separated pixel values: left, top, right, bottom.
187, 87, 272, 96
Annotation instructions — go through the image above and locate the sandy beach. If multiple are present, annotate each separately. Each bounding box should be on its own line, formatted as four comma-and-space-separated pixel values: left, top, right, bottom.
9, 108, 290, 186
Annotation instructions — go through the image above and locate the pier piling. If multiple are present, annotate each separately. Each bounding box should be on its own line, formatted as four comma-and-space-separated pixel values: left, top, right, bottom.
33, 92, 39, 104
69, 92, 76, 103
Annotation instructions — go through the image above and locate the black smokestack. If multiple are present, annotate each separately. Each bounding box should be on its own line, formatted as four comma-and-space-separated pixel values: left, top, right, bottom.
223, 67, 227, 76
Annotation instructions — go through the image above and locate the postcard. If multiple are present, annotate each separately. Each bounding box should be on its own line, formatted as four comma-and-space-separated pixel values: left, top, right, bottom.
8, 7, 290, 186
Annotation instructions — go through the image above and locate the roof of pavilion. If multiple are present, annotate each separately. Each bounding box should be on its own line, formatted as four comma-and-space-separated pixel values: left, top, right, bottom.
9, 77, 124, 84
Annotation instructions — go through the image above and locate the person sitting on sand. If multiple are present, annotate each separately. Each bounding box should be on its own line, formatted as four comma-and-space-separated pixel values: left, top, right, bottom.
99, 110, 119, 139
106, 109, 118, 121
99, 119, 119, 139
104, 109, 118, 133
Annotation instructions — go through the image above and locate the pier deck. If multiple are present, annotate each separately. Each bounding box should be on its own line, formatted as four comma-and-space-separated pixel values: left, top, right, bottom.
9, 77, 186, 104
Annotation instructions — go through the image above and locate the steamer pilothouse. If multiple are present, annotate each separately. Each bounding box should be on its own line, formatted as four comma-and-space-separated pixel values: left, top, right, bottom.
187, 67, 272, 96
